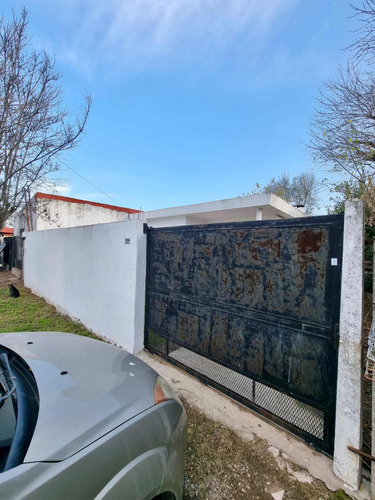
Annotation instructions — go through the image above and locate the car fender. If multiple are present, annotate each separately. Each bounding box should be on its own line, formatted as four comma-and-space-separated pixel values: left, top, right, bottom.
95, 447, 168, 500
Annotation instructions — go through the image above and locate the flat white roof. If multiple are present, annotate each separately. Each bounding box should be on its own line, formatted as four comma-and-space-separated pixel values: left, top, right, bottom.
144, 193, 305, 224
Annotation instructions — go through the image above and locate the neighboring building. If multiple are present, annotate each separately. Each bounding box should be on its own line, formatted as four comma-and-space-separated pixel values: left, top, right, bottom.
0, 227, 14, 237
13, 192, 142, 234
14, 191, 306, 235
133, 193, 306, 228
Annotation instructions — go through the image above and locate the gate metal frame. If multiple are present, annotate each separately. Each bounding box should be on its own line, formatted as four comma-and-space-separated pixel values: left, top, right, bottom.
145, 215, 344, 455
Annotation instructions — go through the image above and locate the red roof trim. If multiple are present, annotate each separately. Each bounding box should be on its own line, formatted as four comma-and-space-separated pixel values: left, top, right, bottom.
1, 227, 14, 234
35, 192, 142, 214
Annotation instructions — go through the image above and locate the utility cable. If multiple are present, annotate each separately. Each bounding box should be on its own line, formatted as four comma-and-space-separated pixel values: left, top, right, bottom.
59, 159, 121, 205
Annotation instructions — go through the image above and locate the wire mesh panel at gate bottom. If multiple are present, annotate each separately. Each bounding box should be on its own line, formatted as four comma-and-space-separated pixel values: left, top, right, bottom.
166, 342, 324, 441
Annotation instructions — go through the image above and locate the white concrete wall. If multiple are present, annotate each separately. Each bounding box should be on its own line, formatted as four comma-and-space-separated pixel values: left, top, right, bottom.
23, 220, 146, 353
36, 199, 128, 230
14, 199, 130, 234
13, 207, 37, 235
147, 215, 203, 228
334, 200, 364, 490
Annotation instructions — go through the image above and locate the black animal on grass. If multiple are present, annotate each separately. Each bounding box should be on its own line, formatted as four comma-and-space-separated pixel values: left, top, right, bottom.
9, 284, 20, 298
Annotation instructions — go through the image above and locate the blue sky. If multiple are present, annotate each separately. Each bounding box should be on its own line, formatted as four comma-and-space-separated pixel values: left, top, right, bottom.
3, 1, 355, 211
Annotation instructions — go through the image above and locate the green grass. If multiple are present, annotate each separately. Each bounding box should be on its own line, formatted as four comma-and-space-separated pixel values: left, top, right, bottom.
329, 489, 352, 500
0, 285, 98, 339
147, 330, 167, 352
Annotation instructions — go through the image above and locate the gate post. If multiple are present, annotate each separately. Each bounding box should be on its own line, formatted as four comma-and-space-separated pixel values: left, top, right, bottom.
333, 199, 364, 490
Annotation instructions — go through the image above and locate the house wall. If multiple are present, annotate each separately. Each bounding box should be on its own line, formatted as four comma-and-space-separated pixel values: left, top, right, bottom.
143, 193, 306, 228
23, 220, 146, 353
14, 199, 131, 234
36, 199, 129, 230
147, 215, 203, 228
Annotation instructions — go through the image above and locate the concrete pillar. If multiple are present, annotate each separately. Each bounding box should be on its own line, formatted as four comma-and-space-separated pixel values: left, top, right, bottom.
256, 208, 263, 221
333, 200, 364, 490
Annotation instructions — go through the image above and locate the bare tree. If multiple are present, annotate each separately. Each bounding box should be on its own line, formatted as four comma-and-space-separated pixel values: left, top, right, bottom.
291, 172, 320, 212
0, 8, 91, 230
308, 1, 375, 207
309, 64, 375, 192
262, 172, 320, 215
348, 0, 375, 65
263, 172, 292, 201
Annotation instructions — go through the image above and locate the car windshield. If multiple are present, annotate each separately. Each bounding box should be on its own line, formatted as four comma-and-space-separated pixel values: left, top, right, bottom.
0, 346, 39, 473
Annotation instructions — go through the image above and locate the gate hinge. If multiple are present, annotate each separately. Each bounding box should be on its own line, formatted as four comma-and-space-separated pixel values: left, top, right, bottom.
143, 223, 148, 234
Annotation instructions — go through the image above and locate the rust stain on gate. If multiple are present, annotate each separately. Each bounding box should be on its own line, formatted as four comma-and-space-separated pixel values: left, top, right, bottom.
145, 215, 344, 454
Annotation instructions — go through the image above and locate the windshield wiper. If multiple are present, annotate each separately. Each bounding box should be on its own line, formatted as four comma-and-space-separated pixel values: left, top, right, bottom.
0, 386, 16, 406
0, 352, 16, 410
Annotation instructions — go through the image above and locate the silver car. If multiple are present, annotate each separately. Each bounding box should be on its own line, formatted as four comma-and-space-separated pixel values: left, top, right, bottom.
0, 332, 187, 499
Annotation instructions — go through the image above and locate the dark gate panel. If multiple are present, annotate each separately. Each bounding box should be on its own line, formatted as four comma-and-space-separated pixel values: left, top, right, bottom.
3, 236, 23, 272
145, 215, 343, 453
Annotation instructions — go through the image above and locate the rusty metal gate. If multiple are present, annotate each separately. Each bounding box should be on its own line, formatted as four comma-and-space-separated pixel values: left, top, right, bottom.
145, 215, 344, 454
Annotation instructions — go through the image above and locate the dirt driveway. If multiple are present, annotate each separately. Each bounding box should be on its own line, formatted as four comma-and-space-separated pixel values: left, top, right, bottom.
182, 397, 349, 500
0, 268, 23, 288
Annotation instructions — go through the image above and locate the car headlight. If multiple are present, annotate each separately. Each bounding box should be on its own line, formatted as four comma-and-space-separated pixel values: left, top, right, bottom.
153, 375, 181, 405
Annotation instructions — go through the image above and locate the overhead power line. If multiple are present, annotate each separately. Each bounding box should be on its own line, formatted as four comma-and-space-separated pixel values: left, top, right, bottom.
59, 159, 120, 206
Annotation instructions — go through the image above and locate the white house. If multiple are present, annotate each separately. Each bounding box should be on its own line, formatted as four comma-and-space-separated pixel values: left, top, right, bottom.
136, 193, 306, 227
13, 192, 142, 235
14, 191, 306, 235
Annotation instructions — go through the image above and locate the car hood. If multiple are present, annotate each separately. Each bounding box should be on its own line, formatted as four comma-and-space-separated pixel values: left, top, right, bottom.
0, 332, 157, 462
